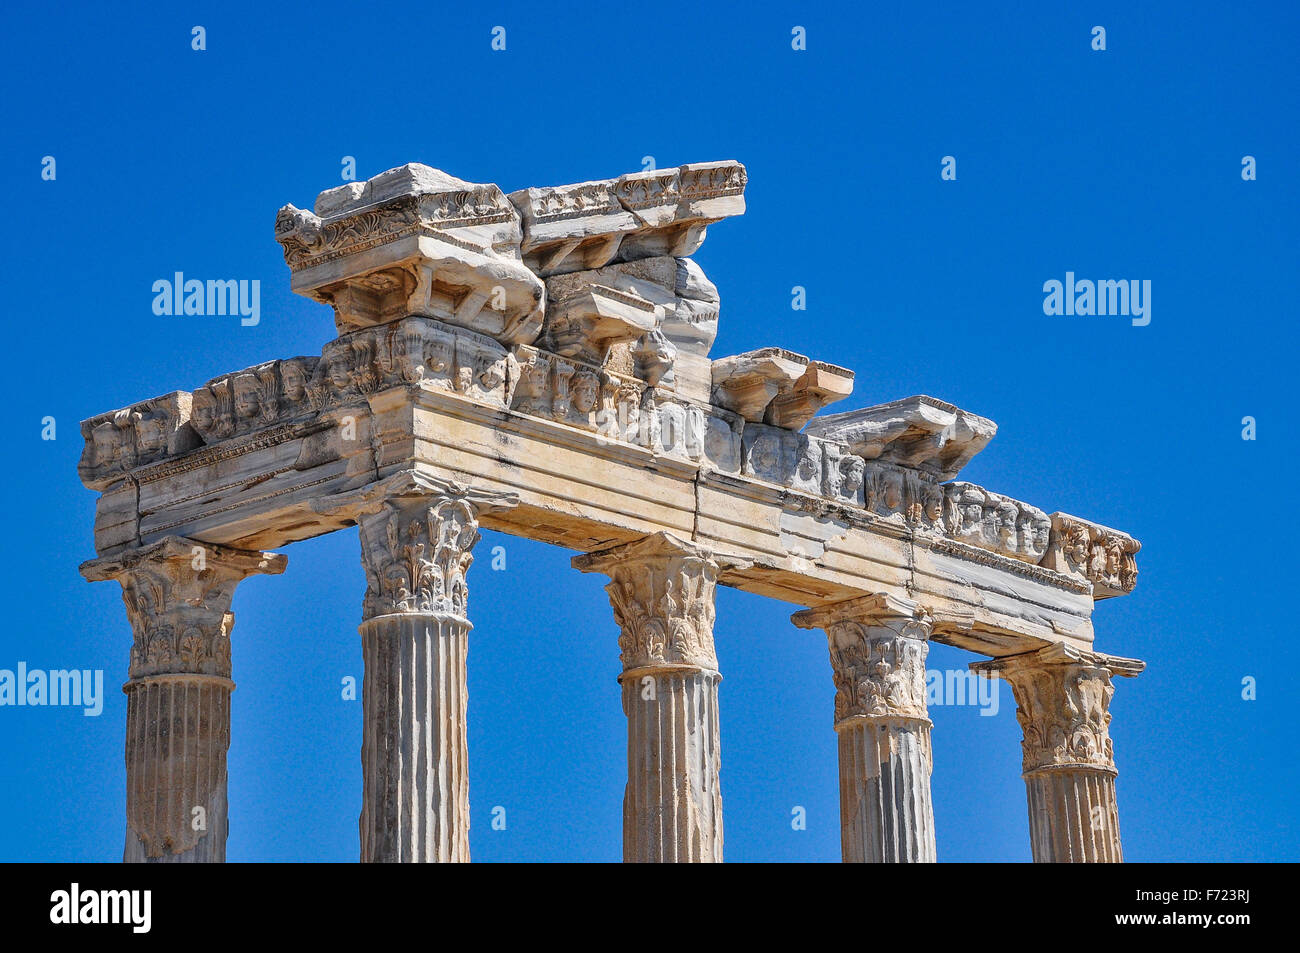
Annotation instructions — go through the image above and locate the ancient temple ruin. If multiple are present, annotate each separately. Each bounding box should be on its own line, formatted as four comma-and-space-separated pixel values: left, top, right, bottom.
78, 160, 1143, 863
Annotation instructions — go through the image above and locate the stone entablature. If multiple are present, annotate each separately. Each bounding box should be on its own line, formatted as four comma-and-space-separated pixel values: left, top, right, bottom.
79, 332, 1126, 601
80, 160, 1141, 655
1041, 512, 1140, 599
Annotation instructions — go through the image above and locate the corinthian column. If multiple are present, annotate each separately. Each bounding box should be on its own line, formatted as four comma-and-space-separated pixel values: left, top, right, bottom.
321, 470, 516, 863
80, 537, 286, 863
573, 532, 747, 863
973, 643, 1144, 863
793, 593, 936, 863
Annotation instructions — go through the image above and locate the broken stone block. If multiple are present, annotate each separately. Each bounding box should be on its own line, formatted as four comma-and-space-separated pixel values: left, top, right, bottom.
542, 283, 659, 365
765, 360, 855, 430
509, 161, 747, 278
711, 348, 809, 422
803, 395, 996, 482
543, 256, 719, 402
711, 348, 853, 428
275, 163, 545, 345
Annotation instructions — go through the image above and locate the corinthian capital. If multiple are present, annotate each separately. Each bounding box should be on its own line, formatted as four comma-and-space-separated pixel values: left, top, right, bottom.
793, 594, 936, 724
316, 469, 518, 621
973, 643, 1144, 776
80, 537, 286, 680
573, 532, 749, 676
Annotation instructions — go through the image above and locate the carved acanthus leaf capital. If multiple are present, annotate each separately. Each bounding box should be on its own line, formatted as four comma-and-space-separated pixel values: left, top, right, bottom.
973, 643, 1144, 775
793, 593, 936, 724
318, 470, 518, 621
573, 532, 749, 676
80, 537, 286, 680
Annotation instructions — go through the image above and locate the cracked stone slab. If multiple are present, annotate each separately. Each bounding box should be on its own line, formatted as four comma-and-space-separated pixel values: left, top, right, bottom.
508, 161, 747, 277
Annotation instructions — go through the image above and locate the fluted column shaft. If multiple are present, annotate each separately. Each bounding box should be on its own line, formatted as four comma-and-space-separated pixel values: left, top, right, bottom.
342, 471, 516, 863
974, 643, 1144, 863
359, 612, 470, 862
574, 532, 747, 863
795, 594, 936, 863
80, 537, 286, 863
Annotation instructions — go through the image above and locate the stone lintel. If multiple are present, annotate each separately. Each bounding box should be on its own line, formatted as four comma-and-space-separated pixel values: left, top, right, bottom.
311, 467, 519, 525
572, 529, 750, 579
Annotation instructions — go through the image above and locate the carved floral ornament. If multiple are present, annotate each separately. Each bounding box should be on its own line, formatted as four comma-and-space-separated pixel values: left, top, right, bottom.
79, 537, 286, 680
572, 532, 751, 676
972, 644, 1145, 776
792, 594, 948, 725
312, 470, 519, 622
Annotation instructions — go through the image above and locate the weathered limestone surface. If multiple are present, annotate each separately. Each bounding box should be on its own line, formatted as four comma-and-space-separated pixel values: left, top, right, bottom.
793, 594, 962, 863
574, 533, 747, 863
804, 395, 996, 482
276, 164, 545, 341
80, 537, 286, 863
973, 644, 1144, 862
317, 470, 517, 863
508, 161, 747, 277
79, 158, 1146, 864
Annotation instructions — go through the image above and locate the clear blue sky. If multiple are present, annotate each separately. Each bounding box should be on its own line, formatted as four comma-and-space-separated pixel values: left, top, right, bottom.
2, 0, 1296, 862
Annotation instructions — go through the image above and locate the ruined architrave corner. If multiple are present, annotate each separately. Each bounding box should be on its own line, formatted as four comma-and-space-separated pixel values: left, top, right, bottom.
78, 159, 1144, 864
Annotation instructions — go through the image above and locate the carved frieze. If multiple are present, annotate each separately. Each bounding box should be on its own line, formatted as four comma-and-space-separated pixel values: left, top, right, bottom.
80, 392, 200, 490
78, 318, 521, 489
509, 345, 742, 473
1040, 513, 1140, 598
941, 482, 1052, 564
742, 424, 865, 507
